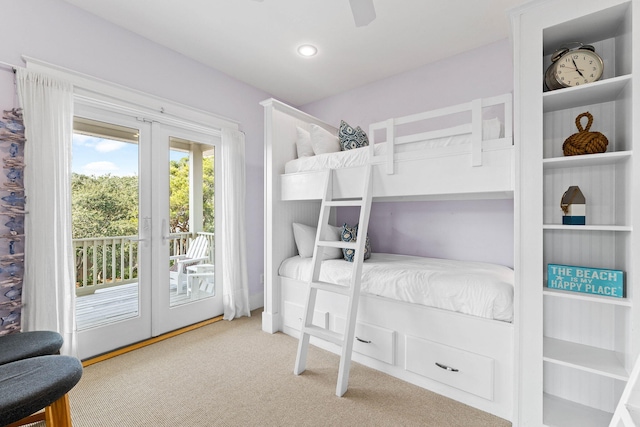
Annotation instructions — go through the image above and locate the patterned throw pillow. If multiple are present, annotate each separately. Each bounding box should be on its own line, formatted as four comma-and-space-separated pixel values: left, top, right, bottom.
340, 223, 371, 262
339, 120, 369, 151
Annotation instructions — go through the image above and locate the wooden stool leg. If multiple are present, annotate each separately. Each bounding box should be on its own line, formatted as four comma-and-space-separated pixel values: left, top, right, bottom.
44, 394, 72, 427
4, 412, 45, 427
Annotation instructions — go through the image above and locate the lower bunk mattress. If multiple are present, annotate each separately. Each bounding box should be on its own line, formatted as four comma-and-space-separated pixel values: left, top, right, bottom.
278, 253, 514, 322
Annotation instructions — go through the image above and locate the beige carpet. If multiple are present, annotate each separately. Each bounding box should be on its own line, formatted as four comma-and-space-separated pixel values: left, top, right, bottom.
61, 310, 511, 426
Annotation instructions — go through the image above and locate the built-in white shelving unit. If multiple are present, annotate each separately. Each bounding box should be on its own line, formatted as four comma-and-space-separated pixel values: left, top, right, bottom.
511, 0, 638, 425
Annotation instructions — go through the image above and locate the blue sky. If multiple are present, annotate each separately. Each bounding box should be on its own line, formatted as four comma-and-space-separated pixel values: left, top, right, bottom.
72, 134, 185, 176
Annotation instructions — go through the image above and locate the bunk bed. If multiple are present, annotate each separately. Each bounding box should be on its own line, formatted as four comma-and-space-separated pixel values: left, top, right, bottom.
261, 94, 515, 421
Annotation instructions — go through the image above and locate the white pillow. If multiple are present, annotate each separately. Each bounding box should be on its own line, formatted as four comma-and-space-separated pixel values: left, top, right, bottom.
295, 126, 314, 158
292, 222, 342, 259
482, 117, 503, 140
310, 124, 341, 155
323, 225, 343, 259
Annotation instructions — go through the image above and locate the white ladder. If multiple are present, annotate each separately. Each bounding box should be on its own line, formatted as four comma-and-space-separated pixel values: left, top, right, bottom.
611, 354, 640, 426
294, 164, 373, 397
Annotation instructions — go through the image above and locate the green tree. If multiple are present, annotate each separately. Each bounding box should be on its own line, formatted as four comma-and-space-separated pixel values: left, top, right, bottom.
169, 157, 190, 233
72, 155, 214, 238
169, 155, 215, 234
202, 156, 215, 233
71, 173, 138, 239
71, 173, 140, 285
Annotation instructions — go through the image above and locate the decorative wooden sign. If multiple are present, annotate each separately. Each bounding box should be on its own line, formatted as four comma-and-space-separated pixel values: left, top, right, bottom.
547, 264, 624, 298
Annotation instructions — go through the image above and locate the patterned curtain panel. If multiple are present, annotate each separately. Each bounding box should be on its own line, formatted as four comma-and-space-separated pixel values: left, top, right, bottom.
0, 109, 25, 335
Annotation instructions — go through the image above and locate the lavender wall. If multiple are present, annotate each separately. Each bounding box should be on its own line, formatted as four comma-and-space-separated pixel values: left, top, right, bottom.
301, 40, 515, 267
0, 0, 516, 312
0, 0, 269, 301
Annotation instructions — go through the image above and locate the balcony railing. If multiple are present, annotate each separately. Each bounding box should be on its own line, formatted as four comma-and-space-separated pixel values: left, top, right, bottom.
74, 232, 214, 296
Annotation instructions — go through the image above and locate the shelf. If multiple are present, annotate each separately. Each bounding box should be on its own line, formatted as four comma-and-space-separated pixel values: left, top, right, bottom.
543, 151, 632, 169
516, 0, 636, 423
543, 224, 632, 232
543, 288, 631, 307
544, 337, 629, 380
543, 393, 613, 427
542, 2, 632, 56
543, 75, 631, 113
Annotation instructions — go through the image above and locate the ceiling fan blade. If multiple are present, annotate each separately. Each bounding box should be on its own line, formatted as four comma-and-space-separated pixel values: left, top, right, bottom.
349, 0, 376, 27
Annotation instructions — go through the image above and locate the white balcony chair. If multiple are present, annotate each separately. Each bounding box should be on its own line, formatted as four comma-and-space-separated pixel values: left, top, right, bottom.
169, 235, 210, 294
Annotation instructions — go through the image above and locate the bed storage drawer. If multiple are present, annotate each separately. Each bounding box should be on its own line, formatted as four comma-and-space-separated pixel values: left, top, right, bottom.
283, 301, 329, 331
333, 317, 395, 365
405, 335, 494, 400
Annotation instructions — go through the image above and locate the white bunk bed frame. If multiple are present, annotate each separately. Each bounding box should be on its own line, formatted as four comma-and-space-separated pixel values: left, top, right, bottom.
262, 94, 515, 421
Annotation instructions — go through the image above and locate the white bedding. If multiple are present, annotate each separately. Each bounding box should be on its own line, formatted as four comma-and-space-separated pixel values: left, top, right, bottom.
285, 117, 506, 174
278, 253, 514, 322
285, 133, 473, 174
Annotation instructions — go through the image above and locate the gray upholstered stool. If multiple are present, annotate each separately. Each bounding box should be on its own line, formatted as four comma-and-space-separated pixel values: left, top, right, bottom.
0, 331, 63, 365
0, 355, 83, 427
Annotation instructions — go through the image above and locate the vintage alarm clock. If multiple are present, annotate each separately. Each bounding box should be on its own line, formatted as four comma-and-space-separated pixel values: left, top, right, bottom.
544, 42, 604, 91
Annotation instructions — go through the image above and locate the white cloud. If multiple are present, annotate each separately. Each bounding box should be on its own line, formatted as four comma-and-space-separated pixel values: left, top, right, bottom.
73, 134, 101, 147
95, 140, 126, 153
73, 135, 126, 153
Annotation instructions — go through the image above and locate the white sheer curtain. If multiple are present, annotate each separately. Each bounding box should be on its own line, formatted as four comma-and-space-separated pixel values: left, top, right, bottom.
16, 68, 77, 356
220, 128, 250, 320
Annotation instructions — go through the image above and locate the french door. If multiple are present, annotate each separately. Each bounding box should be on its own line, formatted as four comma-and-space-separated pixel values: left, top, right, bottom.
73, 103, 222, 360
151, 122, 223, 335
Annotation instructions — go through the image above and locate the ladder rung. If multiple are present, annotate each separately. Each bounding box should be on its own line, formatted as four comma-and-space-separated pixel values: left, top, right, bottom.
311, 280, 350, 296
303, 324, 344, 346
317, 240, 357, 249
325, 200, 365, 208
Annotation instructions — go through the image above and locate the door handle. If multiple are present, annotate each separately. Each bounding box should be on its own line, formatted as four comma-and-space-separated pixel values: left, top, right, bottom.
161, 219, 172, 241
129, 217, 151, 244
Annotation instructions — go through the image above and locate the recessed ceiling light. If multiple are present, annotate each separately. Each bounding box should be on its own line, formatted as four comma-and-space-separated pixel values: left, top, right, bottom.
297, 44, 318, 57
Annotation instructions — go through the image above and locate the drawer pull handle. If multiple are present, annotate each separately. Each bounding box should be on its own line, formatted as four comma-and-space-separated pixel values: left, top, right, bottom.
435, 362, 459, 372
356, 336, 371, 344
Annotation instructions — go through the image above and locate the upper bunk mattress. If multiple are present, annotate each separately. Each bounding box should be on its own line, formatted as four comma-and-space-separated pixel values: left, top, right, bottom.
278, 253, 514, 322
284, 117, 507, 174
284, 133, 473, 174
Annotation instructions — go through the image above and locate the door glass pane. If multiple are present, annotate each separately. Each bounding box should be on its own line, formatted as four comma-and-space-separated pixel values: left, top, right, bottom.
72, 118, 140, 330
168, 138, 215, 307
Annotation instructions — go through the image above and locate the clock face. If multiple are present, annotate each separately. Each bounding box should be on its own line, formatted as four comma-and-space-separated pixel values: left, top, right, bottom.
553, 49, 604, 87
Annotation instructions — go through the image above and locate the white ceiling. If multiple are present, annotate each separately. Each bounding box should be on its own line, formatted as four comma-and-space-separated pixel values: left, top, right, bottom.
61, 0, 531, 106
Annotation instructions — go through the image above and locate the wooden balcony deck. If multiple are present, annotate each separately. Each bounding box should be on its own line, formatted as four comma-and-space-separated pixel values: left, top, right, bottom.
73, 231, 215, 330
75, 281, 191, 330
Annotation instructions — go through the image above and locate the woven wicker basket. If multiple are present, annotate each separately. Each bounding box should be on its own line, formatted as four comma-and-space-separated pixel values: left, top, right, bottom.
562, 112, 608, 156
